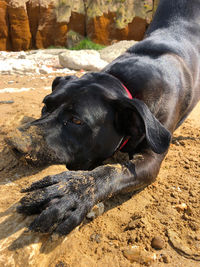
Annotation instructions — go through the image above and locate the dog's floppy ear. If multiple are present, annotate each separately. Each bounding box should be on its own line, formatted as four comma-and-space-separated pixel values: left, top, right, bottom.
113, 98, 171, 154
52, 75, 78, 91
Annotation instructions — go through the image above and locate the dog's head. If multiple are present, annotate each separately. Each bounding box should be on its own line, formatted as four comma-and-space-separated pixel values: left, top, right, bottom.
32, 72, 171, 170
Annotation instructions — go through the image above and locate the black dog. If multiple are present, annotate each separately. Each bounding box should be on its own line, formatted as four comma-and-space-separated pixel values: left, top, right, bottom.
17, 0, 200, 234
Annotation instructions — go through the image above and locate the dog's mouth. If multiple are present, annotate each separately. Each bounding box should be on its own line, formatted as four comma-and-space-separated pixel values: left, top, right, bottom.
5, 137, 41, 166
4, 122, 59, 167
10, 146, 40, 165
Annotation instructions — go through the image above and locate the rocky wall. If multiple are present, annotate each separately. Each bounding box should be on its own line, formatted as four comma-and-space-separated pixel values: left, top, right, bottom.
0, 0, 159, 51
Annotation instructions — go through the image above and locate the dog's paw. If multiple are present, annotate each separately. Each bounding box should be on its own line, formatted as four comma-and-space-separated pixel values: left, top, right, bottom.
17, 171, 96, 235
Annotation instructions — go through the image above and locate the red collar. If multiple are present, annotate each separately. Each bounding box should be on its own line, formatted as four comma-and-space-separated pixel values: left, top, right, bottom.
121, 83, 133, 100
119, 83, 133, 150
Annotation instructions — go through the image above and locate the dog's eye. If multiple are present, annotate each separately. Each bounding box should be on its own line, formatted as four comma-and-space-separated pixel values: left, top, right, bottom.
71, 117, 83, 125
63, 117, 83, 126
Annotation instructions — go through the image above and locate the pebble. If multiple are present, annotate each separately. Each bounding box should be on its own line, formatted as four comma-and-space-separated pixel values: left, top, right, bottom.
123, 246, 156, 264
184, 164, 190, 169
39, 65, 53, 74
173, 203, 187, 212
151, 236, 165, 250
86, 202, 104, 220
0, 100, 14, 104
162, 254, 170, 263
177, 186, 182, 192
55, 261, 68, 267
90, 233, 102, 243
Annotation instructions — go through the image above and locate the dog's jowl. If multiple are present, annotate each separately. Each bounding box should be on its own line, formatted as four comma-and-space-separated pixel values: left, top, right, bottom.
15, 0, 200, 235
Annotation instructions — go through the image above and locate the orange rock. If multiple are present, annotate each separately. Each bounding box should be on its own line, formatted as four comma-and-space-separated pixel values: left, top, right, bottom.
35, 4, 68, 49
0, 0, 154, 51
127, 16, 148, 41
34, 7, 86, 49
8, 5, 31, 51
87, 12, 112, 45
26, 0, 41, 49
68, 12, 86, 36
0, 0, 9, 50
87, 12, 148, 46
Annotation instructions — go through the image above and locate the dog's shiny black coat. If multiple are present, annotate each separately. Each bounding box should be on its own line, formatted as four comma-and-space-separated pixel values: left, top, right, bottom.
18, 0, 200, 235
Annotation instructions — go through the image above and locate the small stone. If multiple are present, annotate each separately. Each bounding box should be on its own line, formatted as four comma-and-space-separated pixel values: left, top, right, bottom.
123, 246, 156, 264
162, 254, 170, 263
18, 52, 26, 59
55, 261, 68, 267
151, 236, 165, 250
0, 100, 14, 104
86, 202, 104, 219
179, 140, 185, 146
184, 164, 190, 169
51, 233, 60, 242
170, 192, 178, 198
174, 203, 187, 212
90, 233, 102, 243
39, 65, 53, 74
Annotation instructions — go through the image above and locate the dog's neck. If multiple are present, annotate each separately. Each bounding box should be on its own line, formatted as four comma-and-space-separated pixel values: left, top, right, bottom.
118, 83, 133, 151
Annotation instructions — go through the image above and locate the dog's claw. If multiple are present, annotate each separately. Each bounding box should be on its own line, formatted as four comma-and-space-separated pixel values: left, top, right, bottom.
20, 175, 63, 192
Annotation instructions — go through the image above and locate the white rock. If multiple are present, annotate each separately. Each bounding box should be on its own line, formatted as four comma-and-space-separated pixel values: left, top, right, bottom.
44, 86, 51, 90
40, 48, 68, 55
0, 42, 138, 75
0, 87, 35, 93
53, 68, 76, 74
59, 50, 108, 71
12, 59, 37, 73
0, 59, 37, 75
0, 60, 13, 74
100, 40, 138, 63
18, 51, 26, 59
0, 50, 62, 75
39, 65, 53, 74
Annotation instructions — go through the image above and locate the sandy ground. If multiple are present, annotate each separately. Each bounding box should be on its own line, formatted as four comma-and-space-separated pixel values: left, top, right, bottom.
0, 73, 200, 267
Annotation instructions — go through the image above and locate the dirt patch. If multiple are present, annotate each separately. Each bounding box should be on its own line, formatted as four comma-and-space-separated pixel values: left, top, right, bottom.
0, 74, 200, 266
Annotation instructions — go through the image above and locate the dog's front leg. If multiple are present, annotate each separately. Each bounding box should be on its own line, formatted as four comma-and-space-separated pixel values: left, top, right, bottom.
96, 149, 166, 197
17, 149, 164, 235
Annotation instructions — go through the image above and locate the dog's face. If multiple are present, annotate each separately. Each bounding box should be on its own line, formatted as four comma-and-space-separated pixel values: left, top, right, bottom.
33, 73, 125, 170
32, 72, 171, 170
